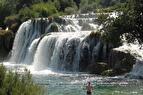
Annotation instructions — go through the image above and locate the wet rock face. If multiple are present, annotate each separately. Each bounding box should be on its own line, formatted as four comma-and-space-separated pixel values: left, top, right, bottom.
108, 50, 136, 75
79, 42, 90, 71
64, 38, 80, 71
79, 32, 110, 72
87, 62, 108, 74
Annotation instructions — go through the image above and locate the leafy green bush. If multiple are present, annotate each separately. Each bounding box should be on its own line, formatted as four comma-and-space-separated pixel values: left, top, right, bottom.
32, 2, 58, 17
80, 4, 95, 13
54, 0, 77, 12
64, 7, 76, 15
18, 7, 38, 22
0, 65, 43, 95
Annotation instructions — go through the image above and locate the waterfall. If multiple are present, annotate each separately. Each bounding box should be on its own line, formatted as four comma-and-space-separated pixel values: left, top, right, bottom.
9, 13, 109, 71
10, 19, 49, 63
33, 32, 90, 71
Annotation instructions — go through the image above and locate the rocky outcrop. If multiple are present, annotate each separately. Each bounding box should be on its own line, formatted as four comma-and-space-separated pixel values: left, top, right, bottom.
84, 48, 136, 76
107, 49, 136, 76
0, 30, 14, 61
87, 62, 108, 74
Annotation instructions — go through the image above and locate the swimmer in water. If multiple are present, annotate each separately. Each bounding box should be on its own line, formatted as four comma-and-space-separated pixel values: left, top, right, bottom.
86, 82, 93, 95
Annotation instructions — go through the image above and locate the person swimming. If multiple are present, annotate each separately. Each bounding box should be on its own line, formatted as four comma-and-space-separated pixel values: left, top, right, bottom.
86, 82, 93, 95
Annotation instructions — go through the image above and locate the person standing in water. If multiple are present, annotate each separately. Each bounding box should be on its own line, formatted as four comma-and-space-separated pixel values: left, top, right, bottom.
86, 82, 93, 95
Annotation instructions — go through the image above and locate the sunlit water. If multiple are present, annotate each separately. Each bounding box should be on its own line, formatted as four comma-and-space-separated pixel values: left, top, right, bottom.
1, 62, 143, 95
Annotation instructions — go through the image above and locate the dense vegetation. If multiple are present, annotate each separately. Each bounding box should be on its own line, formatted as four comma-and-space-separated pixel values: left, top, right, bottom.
99, 0, 143, 47
0, 65, 43, 95
0, 0, 127, 29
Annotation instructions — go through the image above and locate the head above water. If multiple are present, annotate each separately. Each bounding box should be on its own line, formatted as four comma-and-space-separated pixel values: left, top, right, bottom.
88, 82, 91, 85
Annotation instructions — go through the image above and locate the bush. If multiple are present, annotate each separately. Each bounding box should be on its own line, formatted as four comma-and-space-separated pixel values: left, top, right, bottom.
0, 65, 43, 95
32, 2, 58, 17
18, 7, 38, 22
80, 3, 96, 13
54, 0, 77, 12
64, 7, 76, 15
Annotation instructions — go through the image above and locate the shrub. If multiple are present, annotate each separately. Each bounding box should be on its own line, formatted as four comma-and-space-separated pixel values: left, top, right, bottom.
64, 7, 76, 15
80, 3, 96, 13
32, 2, 58, 17
0, 65, 43, 95
18, 7, 38, 22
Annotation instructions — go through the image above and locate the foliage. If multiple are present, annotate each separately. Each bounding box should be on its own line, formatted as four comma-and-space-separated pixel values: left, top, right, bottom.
64, 7, 76, 15
96, 12, 122, 47
0, 0, 17, 25
130, 0, 143, 43
54, 0, 77, 12
102, 0, 143, 44
80, 0, 97, 13
18, 7, 38, 22
97, 0, 143, 47
32, 2, 58, 17
0, 65, 43, 95
0, 0, 128, 29
97, 13, 109, 25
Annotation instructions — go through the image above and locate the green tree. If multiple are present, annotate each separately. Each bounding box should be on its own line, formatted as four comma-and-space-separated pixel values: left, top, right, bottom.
0, 0, 17, 25
131, 0, 143, 43
99, 0, 143, 46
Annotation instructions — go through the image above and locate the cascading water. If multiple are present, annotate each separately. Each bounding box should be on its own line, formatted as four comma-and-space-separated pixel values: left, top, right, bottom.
9, 13, 109, 72
33, 32, 91, 71
10, 19, 49, 63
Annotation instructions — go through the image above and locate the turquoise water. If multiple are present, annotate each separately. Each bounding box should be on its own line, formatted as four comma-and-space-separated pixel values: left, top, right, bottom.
33, 73, 143, 95
2, 63, 143, 95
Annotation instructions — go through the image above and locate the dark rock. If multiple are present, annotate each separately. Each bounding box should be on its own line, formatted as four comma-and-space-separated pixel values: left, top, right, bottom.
87, 62, 108, 74
79, 42, 90, 71
79, 32, 111, 72
0, 30, 14, 61
108, 49, 136, 75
